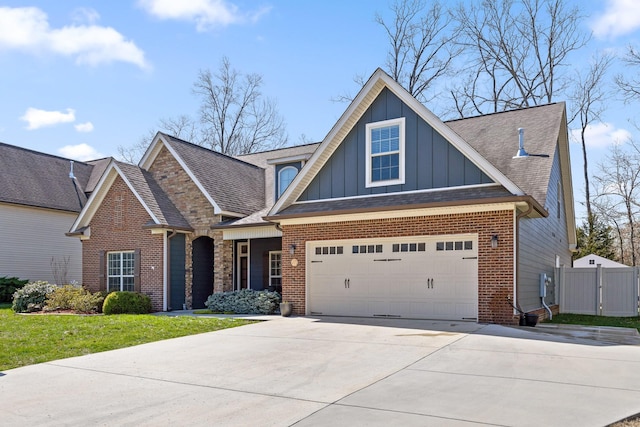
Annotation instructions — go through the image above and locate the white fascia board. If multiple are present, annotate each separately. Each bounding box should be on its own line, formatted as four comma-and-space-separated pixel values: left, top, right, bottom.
69, 161, 162, 232
269, 69, 524, 218
70, 160, 118, 232
158, 138, 224, 215
382, 76, 524, 196
222, 225, 282, 240
277, 202, 518, 226
266, 153, 314, 165
557, 107, 577, 249
138, 132, 166, 170
113, 163, 161, 224
269, 70, 388, 216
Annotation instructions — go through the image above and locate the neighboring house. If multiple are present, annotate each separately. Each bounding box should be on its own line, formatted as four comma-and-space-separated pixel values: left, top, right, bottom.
0, 142, 106, 284
69, 69, 576, 324
573, 254, 627, 268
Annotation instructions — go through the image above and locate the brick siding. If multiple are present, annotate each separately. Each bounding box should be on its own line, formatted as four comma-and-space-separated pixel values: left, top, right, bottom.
281, 209, 516, 324
82, 175, 164, 311
148, 146, 231, 307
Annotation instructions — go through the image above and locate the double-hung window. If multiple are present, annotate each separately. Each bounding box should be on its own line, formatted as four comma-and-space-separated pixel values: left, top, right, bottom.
365, 117, 405, 187
107, 251, 135, 292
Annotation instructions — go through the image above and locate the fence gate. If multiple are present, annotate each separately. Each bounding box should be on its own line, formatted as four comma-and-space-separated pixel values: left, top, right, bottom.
558, 265, 640, 316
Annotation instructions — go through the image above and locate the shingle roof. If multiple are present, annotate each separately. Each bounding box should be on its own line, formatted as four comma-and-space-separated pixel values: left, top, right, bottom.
0, 142, 94, 212
446, 102, 565, 208
116, 161, 191, 229
271, 186, 522, 218
161, 134, 265, 216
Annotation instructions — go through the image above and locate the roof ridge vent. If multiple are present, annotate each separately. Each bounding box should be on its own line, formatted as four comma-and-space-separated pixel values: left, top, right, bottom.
513, 128, 529, 158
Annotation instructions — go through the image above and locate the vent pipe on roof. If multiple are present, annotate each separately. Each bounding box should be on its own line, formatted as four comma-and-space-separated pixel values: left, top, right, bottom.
69, 160, 75, 179
513, 128, 529, 158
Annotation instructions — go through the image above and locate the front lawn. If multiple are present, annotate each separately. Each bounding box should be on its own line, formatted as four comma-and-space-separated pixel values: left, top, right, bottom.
0, 303, 254, 371
546, 313, 640, 332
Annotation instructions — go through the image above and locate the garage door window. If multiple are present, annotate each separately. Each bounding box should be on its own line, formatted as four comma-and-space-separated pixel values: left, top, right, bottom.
392, 242, 426, 252
352, 244, 383, 254
436, 241, 473, 251
315, 246, 344, 255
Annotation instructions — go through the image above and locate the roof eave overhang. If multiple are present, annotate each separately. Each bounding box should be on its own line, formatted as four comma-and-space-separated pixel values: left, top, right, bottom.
265, 195, 546, 224
268, 68, 525, 217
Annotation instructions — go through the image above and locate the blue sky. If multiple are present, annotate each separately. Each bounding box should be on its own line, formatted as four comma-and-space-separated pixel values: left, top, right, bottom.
1, 0, 640, 222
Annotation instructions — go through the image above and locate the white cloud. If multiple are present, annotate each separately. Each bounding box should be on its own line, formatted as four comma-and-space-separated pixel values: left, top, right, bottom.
138, 0, 270, 31
591, 0, 640, 39
75, 122, 94, 133
20, 107, 76, 130
58, 143, 104, 161
570, 122, 632, 148
0, 7, 149, 69
71, 8, 100, 25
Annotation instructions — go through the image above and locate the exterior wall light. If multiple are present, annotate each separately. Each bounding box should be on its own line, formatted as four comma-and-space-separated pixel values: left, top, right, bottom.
289, 243, 296, 255
491, 234, 499, 249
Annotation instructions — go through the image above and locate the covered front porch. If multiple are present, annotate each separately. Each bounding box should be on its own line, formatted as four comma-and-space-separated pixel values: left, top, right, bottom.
214, 213, 284, 295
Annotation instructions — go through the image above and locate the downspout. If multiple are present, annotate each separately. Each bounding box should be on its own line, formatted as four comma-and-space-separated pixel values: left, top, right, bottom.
166, 229, 177, 311
515, 201, 533, 317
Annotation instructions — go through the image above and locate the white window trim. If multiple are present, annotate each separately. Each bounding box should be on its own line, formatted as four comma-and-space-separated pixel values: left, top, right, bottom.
278, 166, 298, 198
107, 251, 135, 292
269, 250, 282, 288
365, 117, 405, 188
236, 242, 250, 291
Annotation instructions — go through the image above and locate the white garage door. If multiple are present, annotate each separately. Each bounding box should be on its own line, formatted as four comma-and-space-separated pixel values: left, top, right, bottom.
307, 234, 478, 320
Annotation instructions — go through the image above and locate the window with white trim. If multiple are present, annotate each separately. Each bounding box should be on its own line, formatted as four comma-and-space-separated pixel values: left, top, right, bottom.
107, 251, 135, 292
278, 166, 298, 198
269, 251, 282, 292
366, 117, 405, 187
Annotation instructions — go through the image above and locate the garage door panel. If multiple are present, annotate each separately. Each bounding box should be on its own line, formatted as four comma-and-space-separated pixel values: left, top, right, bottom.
307, 235, 478, 320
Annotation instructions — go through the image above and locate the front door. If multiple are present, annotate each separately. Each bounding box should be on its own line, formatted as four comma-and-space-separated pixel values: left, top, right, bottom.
192, 236, 214, 309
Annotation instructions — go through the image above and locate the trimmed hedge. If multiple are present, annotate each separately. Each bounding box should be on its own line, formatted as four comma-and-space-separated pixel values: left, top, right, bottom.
102, 291, 152, 315
12, 281, 58, 313
205, 289, 280, 314
0, 276, 29, 303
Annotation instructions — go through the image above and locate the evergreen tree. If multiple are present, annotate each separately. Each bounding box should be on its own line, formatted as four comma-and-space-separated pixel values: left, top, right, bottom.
574, 214, 617, 261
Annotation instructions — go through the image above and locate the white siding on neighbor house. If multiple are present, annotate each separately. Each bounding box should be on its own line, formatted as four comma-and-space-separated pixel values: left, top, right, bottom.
517, 146, 572, 312
0, 203, 82, 284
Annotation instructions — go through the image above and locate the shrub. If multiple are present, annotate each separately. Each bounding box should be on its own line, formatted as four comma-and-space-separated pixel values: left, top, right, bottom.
12, 281, 58, 313
205, 289, 280, 314
102, 291, 152, 315
44, 285, 104, 313
0, 276, 29, 303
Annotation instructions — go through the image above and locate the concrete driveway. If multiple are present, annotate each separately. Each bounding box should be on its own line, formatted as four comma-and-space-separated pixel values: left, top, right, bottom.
2, 316, 640, 426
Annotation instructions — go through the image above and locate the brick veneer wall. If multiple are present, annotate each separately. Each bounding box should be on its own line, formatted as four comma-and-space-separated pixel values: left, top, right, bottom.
281, 209, 516, 324
82, 176, 164, 311
148, 146, 231, 307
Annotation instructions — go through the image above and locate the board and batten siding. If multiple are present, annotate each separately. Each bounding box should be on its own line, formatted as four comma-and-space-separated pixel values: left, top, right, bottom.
298, 88, 493, 201
0, 203, 82, 284
517, 146, 572, 312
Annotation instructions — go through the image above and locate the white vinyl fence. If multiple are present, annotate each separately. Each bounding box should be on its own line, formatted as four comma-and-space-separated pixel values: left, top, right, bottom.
557, 265, 640, 316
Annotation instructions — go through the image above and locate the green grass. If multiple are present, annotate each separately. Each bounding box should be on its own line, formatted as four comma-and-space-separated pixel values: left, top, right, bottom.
0, 303, 254, 371
546, 313, 640, 332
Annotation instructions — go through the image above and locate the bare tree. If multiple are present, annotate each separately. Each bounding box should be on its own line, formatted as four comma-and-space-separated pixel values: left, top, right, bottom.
193, 57, 288, 155
593, 142, 640, 266
375, 0, 460, 103
117, 57, 288, 162
615, 45, 640, 103
568, 52, 613, 225
117, 115, 202, 164
451, 0, 589, 117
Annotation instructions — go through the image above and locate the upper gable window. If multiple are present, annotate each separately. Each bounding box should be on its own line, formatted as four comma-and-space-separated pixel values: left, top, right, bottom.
278, 166, 298, 198
365, 118, 405, 188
